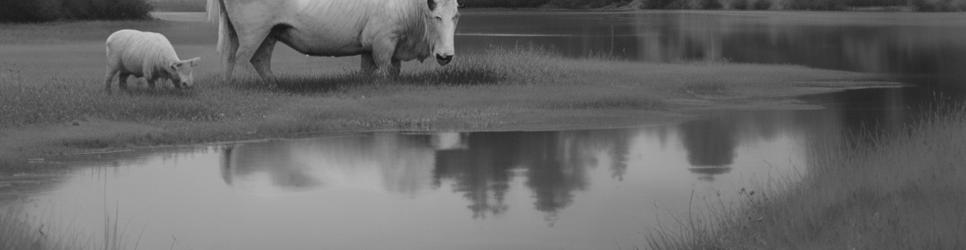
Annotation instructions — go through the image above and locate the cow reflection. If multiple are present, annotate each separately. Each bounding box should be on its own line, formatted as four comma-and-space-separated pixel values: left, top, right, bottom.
220, 133, 443, 194
221, 141, 322, 192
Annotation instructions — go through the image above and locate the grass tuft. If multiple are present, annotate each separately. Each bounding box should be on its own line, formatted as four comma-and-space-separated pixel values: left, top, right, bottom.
0, 205, 136, 250
648, 104, 966, 250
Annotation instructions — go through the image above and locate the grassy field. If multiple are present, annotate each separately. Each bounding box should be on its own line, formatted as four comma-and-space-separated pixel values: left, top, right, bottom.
0, 18, 892, 169
649, 106, 966, 249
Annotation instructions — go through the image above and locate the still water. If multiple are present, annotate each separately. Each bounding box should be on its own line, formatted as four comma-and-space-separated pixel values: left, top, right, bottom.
17, 11, 966, 250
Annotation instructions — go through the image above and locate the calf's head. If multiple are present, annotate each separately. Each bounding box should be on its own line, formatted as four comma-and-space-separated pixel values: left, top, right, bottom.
168, 57, 201, 88
427, 0, 459, 66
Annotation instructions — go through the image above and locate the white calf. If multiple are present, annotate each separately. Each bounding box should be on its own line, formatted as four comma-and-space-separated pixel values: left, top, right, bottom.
105, 29, 200, 91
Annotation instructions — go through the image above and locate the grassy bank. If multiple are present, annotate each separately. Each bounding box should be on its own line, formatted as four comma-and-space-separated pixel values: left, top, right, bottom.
650, 106, 966, 249
0, 18, 893, 169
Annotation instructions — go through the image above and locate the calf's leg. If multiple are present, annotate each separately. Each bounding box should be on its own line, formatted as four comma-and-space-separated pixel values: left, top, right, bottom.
104, 67, 119, 93
118, 73, 131, 90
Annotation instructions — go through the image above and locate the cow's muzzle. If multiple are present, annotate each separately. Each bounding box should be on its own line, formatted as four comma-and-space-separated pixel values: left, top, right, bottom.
436, 54, 453, 66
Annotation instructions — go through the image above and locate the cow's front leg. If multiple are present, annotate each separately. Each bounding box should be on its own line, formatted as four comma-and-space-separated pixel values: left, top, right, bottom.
372, 38, 400, 78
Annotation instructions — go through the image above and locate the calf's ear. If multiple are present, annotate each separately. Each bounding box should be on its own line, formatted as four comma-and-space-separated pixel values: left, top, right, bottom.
185, 57, 201, 67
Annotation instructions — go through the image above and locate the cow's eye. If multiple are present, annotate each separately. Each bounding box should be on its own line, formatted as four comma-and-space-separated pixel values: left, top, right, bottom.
435, 16, 442, 21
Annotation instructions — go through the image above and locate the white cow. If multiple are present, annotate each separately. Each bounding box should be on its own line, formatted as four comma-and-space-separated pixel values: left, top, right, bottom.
206, 0, 460, 82
105, 29, 201, 92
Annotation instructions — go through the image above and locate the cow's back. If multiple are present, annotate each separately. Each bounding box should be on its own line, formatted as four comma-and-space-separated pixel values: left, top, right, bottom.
221, 0, 421, 57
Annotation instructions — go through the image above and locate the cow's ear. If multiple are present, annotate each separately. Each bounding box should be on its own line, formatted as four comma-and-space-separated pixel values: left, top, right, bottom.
427, 0, 436, 10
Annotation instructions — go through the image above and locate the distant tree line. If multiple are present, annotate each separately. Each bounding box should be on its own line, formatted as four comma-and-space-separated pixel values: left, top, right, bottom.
130, 0, 966, 12
3, 0, 960, 22
461, 0, 966, 10
0, 0, 152, 22
461, 0, 633, 8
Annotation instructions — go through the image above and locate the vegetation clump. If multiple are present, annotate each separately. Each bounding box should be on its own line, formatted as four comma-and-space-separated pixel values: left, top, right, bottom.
649, 106, 966, 249
0, 0, 152, 22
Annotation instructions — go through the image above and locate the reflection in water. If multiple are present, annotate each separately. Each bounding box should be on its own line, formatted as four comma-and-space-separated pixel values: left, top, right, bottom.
679, 117, 737, 181
221, 134, 437, 195
221, 131, 632, 220
18, 98, 925, 249
433, 131, 631, 221
221, 142, 321, 191
680, 118, 737, 167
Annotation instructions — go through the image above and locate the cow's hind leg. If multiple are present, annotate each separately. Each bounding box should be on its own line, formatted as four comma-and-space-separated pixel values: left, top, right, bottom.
360, 53, 377, 75
251, 34, 277, 86
220, 11, 240, 80
233, 24, 274, 85
222, 32, 240, 80
390, 59, 401, 77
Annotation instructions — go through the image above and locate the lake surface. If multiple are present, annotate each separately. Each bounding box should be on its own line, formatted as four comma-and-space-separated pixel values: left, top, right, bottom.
13, 11, 966, 250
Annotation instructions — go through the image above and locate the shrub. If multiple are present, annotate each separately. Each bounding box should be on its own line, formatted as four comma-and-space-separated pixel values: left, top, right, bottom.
847, 0, 906, 7
460, 0, 551, 8
751, 0, 772, 9
150, 0, 206, 11
641, 0, 677, 8
643, 0, 692, 8
0, 0, 62, 22
786, 0, 847, 10
910, 0, 965, 11
0, 0, 152, 22
698, 0, 724, 9
547, 0, 634, 8
731, 0, 750, 9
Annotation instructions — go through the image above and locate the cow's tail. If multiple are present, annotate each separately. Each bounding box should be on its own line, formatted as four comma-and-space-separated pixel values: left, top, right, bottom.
207, 0, 234, 53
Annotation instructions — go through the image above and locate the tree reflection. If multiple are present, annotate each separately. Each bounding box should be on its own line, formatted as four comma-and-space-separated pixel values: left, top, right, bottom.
433, 132, 514, 219
433, 130, 631, 221
219, 130, 634, 220
679, 117, 737, 181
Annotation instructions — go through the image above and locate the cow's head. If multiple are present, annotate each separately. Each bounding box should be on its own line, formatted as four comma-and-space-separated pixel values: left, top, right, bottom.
169, 57, 201, 89
427, 0, 459, 66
